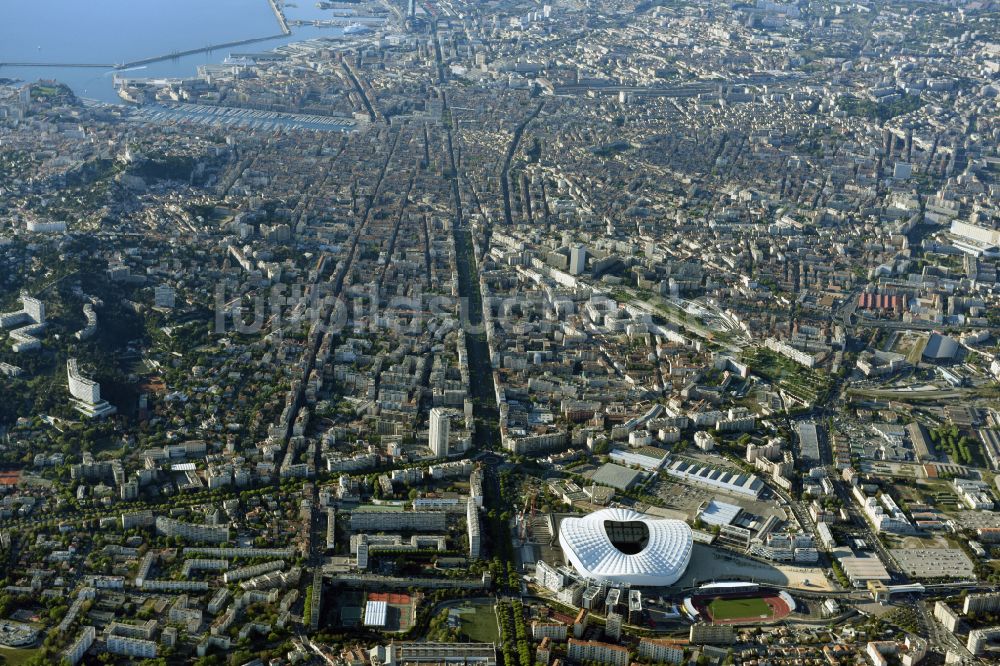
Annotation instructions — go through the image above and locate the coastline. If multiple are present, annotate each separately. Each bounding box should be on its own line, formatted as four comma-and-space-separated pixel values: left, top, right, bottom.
0, 0, 347, 103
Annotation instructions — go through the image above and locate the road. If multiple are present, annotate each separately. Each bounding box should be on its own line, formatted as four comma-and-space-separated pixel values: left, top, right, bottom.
443, 91, 501, 451
297, 128, 403, 631
828, 475, 905, 580
915, 600, 973, 659
499, 102, 544, 226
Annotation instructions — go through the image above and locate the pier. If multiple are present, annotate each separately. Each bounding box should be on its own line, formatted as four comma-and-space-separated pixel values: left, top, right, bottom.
267, 0, 292, 35
115, 34, 289, 70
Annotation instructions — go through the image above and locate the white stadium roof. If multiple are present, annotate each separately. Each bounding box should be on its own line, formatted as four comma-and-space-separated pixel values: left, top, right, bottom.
558, 507, 693, 586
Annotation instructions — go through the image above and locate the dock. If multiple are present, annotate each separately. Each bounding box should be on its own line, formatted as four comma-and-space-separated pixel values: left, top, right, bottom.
267, 0, 292, 34
115, 34, 289, 70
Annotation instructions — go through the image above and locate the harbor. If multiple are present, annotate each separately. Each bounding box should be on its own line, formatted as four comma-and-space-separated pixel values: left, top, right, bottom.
0, 0, 348, 103
0, 31, 300, 74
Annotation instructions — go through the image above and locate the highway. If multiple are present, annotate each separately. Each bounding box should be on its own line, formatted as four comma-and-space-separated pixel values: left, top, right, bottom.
915, 600, 974, 659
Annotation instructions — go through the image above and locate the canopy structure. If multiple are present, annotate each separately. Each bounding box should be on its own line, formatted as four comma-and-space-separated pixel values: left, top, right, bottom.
558, 507, 693, 586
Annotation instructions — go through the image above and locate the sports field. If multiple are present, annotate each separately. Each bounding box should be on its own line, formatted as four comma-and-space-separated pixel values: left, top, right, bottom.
458, 603, 500, 642
707, 596, 773, 621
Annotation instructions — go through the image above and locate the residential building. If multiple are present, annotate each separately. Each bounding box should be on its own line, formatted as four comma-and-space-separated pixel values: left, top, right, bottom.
429, 407, 451, 458
689, 623, 734, 645
107, 635, 158, 658
155, 516, 230, 544
964, 593, 1000, 616
67, 359, 117, 418
604, 612, 622, 641
638, 638, 684, 664
531, 622, 568, 641
348, 508, 447, 531
467, 499, 481, 559
369, 642, 496, 666
567, 638, 629, 666
934, 601, 960, 632
62, 626, 95, 665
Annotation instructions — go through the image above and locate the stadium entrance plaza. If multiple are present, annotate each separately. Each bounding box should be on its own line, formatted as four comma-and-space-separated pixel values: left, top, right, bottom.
674, 544, 834, 592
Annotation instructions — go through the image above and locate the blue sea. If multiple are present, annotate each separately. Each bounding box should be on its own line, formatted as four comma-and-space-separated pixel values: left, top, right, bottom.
0, 0, 343, 103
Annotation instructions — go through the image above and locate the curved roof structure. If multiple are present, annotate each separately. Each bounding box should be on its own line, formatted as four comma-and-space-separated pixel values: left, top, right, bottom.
559, 507, 693, 586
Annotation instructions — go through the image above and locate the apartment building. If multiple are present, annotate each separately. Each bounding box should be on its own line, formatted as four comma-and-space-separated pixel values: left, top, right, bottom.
566, 639, 629, 666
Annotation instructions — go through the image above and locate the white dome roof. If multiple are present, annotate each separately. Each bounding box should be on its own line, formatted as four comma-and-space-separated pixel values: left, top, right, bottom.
558, 507, 693, 586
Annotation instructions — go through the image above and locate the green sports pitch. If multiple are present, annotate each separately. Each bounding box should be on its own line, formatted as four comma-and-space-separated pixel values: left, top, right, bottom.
707, 597, 773, 621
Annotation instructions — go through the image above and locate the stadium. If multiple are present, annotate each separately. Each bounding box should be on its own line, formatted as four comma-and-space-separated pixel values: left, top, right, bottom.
558, 507, 693, 586
683, 583, 794, 625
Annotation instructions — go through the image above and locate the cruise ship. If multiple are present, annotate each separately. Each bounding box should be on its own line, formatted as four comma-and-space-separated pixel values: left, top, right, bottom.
343, 22, 373, 34
222, 56, 257, 67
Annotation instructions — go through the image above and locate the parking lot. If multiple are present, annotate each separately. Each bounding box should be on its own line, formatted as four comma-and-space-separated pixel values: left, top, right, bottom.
890, 548, 975, 579
950, 510, 1000, 531
649, 464, 790, 524
651, 477, 714, 518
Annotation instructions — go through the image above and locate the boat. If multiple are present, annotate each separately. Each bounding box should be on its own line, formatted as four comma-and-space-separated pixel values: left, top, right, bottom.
223, 56, 256, 67
343, 22, 373, 34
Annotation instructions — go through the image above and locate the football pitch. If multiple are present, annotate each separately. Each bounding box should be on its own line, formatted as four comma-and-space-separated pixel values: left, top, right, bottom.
707, 596, 773, 621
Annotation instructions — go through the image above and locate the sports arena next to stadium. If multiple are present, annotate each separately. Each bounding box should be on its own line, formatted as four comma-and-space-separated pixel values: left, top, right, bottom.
558, 507, 694, 586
